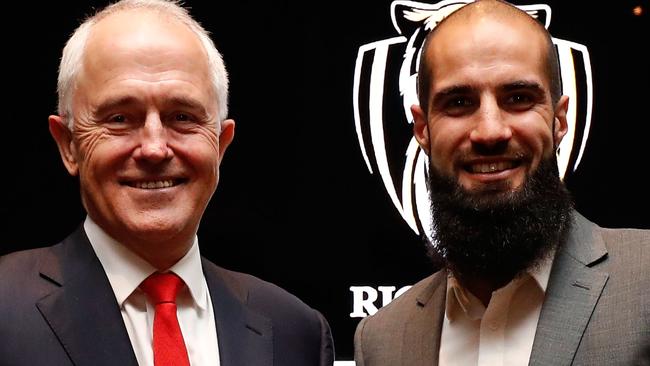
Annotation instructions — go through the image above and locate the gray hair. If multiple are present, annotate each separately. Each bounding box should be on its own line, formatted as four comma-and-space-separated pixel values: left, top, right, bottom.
57, 0, 229, 132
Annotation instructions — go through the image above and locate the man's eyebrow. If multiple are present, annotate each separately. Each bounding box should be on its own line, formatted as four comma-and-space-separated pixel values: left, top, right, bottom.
164, 96, 208, 114
434, 85, 474, 97
93, 96, 210, 116
500, 80, 545, 94
431, 85, 475, 105
93, 96, 140, 116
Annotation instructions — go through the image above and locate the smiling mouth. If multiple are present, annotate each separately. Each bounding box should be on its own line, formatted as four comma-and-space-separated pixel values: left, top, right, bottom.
123, 179, 187, 189
464, 160, 522, 174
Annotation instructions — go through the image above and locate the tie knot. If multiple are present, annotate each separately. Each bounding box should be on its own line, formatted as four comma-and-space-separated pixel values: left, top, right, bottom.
140, 272, 184, 304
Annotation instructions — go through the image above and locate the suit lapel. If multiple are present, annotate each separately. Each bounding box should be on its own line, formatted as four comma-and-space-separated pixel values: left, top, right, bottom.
529, 212, 609, 366
36, 227, 138, 366
202, 260, 273, 366
401, 270, 447, 366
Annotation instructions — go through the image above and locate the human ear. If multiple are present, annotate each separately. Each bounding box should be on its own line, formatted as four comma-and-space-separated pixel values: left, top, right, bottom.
217, 118, 235, 164
553, 95, 569, 147
411, 104, 430, 155
48, 115, 79, 176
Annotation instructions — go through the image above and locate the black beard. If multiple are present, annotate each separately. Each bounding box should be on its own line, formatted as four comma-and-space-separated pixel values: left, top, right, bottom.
426, 155, 574, 284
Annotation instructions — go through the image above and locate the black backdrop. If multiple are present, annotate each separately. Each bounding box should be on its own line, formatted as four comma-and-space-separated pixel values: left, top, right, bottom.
2, 1, 648, 362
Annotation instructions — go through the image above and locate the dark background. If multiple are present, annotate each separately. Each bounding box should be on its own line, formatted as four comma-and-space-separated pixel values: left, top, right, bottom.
2, 0, 648, 361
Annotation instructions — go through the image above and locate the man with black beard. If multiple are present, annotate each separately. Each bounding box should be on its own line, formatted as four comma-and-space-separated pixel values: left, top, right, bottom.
428, 154, 573, 292
354, 1, 649, 365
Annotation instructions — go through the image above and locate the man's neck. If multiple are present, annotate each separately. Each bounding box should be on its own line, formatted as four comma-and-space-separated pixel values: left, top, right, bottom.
124, 239, 193, 270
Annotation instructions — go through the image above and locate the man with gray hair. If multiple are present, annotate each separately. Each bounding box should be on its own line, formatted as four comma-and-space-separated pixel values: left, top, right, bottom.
0, 1, 334, 365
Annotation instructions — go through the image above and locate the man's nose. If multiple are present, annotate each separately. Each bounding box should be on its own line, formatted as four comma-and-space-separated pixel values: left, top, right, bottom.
469, 98, 512, 149
133, 115, 173, 162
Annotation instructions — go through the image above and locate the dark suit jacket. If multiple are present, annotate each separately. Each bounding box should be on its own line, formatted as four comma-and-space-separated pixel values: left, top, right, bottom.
0, 227, 334, 366
354, 211, 650, 365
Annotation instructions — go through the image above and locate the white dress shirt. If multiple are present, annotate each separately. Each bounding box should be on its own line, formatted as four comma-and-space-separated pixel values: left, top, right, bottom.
85, 216, 220, 366
439, 253, 554, 366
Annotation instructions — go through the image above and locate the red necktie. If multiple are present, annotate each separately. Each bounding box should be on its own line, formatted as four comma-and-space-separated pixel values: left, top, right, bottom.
140, 272, 191, 366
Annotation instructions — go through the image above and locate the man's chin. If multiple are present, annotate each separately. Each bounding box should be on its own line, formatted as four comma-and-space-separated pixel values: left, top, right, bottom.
105, 216, 191, 244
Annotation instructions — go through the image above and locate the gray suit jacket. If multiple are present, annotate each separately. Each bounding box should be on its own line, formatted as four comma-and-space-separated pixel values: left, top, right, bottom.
354, 212, 650, 365
0, 226, 334, 366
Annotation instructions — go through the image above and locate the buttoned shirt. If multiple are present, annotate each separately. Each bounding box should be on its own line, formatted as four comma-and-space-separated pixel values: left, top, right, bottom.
85, 216, 220, 366
439, 254, 554, 365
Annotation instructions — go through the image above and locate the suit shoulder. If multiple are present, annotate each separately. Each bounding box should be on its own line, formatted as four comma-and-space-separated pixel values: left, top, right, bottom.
202, 260, 333, 362
202, 259, 322, 317
0, 246, 51, 279
0, 245, 59, 312
600, 226, 650, 246
599, 226, 650, 261
576, 211, 649, 250
600, 227, 650, 276
355, 272, 443, 364
361, 272, 441, 327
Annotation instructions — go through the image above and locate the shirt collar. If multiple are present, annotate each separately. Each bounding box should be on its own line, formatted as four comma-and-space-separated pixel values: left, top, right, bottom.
445, 249, 555, 322
529, 249, 555, 292
84, 216, 208, 310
